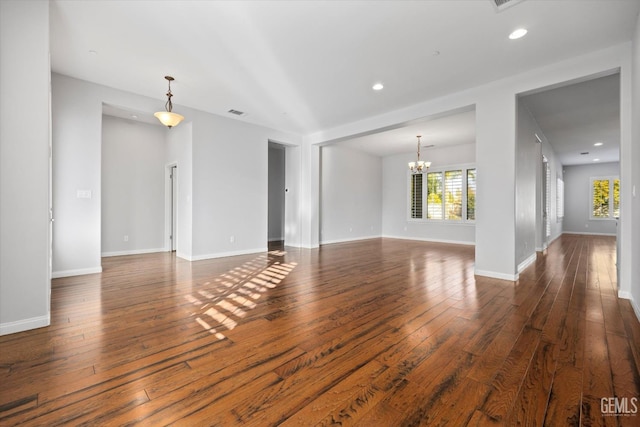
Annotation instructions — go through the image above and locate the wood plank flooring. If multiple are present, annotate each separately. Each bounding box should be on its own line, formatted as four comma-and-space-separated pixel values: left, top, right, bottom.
1, 234, 639, 426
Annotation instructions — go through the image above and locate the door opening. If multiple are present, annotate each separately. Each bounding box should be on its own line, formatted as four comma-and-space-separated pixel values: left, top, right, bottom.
268, 142, 286, 249
542, 155, 550, 249
169, 165, 177, 252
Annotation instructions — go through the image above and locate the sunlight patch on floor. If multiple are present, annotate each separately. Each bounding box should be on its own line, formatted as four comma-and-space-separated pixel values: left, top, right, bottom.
185, 251, 297, 338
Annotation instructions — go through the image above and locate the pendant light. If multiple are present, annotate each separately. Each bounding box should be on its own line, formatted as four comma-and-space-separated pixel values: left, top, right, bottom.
408, 135, 431, 173
154, 76, 184, 128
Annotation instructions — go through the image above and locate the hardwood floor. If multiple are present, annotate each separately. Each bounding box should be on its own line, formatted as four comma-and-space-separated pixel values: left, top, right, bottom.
1, 235, 639, 426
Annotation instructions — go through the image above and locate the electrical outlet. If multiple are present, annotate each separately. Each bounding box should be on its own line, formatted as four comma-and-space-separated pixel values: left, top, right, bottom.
124, 235, 129, 242
229, 235, 235, 243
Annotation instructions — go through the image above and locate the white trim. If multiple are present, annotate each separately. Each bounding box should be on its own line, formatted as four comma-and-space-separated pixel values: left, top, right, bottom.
165, 162, 178, 252
176, 252, 192, 261
475, 269, 519, 282
189, 247, 267, 262
517, 253, 537, 273
382, 234, 475, 246
52, 266, 102, 278
320, 235, 381, 245
618, 291, 640, 322
406, 219, 476, 226
0, 314, 50, 336
537, 232, 564, 251
562, 231, 616, 237
101, 248, 166, 257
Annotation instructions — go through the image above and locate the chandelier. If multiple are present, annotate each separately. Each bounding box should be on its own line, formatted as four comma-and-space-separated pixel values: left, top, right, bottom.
408, 135, 431, 173
154, 76, 184, 128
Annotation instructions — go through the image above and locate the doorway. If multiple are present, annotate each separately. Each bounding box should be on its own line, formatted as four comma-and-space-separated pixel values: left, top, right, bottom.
541, 155, 550, 250
165, 163, 178, 252
268, 142, 286, 249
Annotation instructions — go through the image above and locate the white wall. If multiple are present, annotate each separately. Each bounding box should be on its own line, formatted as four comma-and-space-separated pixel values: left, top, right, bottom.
165, 121, 193, 260
536, 138, 564, 249
515, 102, 539, 268
284, 145, 301, 247
189, 112, 298, 259
563, 162, 620, 235
101, 116, 166, 255
51, 77, 101, 275
629, 10, 640, 314
52, 74, 300, 274
0, 0, 51, 335
382, 144, 476, 244
516, 101, 563, 261
268, 144, 286, 242
309, 43, 632, 282
320, 145, 382, 244
474, 92, 518, 280
5, 23, 638, 335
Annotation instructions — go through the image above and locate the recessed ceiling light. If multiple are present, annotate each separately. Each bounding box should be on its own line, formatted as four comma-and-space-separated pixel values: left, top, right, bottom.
594, 142, 603, 146
131, 115, 138, 119
88, 50, 98, 55
372, 83, 384, 91
593, 158, 600, 162
509, 28, 528, 40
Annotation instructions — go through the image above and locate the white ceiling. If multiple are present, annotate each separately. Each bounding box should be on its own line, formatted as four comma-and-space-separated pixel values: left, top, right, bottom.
521, 73, 620, 166
52, 0, 638, 161
334, 109, 476, 157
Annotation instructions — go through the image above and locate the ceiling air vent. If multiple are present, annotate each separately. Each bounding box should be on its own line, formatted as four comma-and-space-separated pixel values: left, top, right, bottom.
228, 109, 245, 116
580, 152, 589, 155
491, 0, 526, 12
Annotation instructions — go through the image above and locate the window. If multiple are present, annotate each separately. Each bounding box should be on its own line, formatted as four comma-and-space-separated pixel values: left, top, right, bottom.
444, 170, 462, 220
590, 176, 620, 219
426, 172, 443, 219
556, 177, 564, 220
409, 166, 476, 222
410, 174, 423, 219
467, 169, 476, 221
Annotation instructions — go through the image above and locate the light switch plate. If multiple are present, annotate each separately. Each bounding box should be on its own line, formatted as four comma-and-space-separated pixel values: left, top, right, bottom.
77, 190, 92, 199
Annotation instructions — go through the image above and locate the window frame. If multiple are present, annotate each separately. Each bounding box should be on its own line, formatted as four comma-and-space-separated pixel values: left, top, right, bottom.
589, 175, 620, 220
407, 163, 476, 223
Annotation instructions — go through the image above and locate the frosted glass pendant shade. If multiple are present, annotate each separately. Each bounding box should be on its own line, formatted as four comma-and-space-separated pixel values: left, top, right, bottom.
154, 111, 184, 128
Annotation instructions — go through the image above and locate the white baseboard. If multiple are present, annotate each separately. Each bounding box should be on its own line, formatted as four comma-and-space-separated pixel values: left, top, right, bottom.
562, 231, 616, 237
382, 234, 475, 246
320, 235, 381, 245
0, 314, 50, 336
176, 252, 191, 261
52, 266, 103, 278
475, 269, 519, 282
518, 253, 537, 273
189, 247, 268, 262
536, 233, 563, 251
618, 291, 640, 322
101, 248, 166, 257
